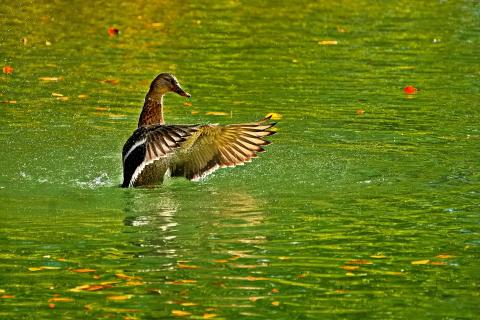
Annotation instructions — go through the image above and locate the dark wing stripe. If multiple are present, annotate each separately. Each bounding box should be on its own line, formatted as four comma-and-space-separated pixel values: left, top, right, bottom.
236, 136, 263, 151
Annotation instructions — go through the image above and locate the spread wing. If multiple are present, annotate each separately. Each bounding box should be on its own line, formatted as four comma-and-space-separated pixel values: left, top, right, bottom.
122, 124, 198, 187
173, 117, 276, 181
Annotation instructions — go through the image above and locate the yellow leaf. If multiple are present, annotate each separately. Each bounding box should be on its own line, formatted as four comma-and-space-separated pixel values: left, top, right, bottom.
78, 94, 89, 99
56, 96, 69, 101
1, 295, 15, 299
100, 79, 119, 85
72, 269, 96, 273
340, 265, 359, 271
436, 254, 455, 259
69, 284, 113, 292
411, 259, 430, 265
346, 259, 372, 265
0, 289, 5, 293
180, 302, 198, 306
265, 112, 282, 120
39, 77, 63, 81
370, 255, 387, 259
206, 111, 228, 116
385, 271, 405, 276
203, 313, 218, 319
318, 40, 338, 45
48, 297, 74, 302
183, 102, 192, 107
51, 92, 63, 97
172, 310, 192, 317
191, 111, 199, 115
430, 261, 447, 266
271, 301, 280, 306
107, 295, 132, 301
166, 279, 197, 285
125, 281, 144, 286
28, 266, 61, 271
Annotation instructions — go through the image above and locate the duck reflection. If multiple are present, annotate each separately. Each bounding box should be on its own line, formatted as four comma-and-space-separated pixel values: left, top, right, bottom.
122, 184, 267, 259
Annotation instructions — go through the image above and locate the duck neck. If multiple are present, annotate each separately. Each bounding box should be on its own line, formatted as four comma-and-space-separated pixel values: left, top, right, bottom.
138, 93, 165, 127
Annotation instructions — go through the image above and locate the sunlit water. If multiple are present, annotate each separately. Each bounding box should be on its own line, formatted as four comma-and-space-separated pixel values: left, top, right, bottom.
1, 0, 479, 319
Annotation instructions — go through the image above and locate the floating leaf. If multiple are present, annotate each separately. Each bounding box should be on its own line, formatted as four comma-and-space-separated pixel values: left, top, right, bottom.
385, 271, 404, 276
346, 259, 372, 265
271, 301, 280, 306
206, 111, 228, 116
51, 92, 63, 97
203, 313, 218, 319
56, 96, 69, 101
151, 22, 164, 28
403, 85, 417, 95
430, 261, 447, 266
356, 109, 365, 115
100, 79, 120, 85
271, 288, 279, 293
28, 266, 61, 271
191, 111, 199, 115
48, 297, 74, 302
3, 66, 14, 74
72, 268, 96, 273
166, 279, 197, 285
21, 37, 27, 45
370, 255, 387, 259
1, 295, 15, 299
340, 265, 359, 271
108, 27, 119, 37
172, 310, 192, 317
0, 289, 4, 293
265, 112, 282, 120
177, 264, 200, 269
180, 302, 198, 307
70, 284, 113, 292
436, 254, 455, 259
107, 295, 132, 301
213, 259, 229, 263
411, 259, 430, 265
240, 276, 269, 281
115, 273, 142, 281
2, 100, 17, 104
78, 94, 89, 99
248, 296, 264, 302
125, 281, 144, 286
318, 40, 338, 45
183, 102, 192, 107
48, 303, 55, 309
39, 77, 63, 82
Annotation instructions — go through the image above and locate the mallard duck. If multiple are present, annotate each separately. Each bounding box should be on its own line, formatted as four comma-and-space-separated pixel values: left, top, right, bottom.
121, 73, 276, 188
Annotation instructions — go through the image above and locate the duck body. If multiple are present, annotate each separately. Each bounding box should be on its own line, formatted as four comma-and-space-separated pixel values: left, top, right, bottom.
121, 73, 276, 188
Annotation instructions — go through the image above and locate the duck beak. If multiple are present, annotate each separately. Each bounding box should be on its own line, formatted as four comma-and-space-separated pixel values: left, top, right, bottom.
174, 85, 191, 98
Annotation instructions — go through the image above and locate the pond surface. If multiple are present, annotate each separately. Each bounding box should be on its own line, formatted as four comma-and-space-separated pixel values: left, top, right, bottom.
1, 0, 479, 319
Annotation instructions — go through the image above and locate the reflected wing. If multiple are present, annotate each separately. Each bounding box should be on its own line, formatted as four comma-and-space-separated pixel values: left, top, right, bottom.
174, 117, 276, 181
122, 125, 198, 187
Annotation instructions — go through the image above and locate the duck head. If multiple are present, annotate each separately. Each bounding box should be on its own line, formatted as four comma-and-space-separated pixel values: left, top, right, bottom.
148, 73, 191, 99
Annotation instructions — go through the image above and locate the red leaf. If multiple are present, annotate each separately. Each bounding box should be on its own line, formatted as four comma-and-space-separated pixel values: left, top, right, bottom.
3, 66, 13, 74
108, 27, 119, 37
403, 85, 417, 95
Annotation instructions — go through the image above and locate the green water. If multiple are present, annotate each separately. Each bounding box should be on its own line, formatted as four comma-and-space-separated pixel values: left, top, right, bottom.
1, 0, 479, 319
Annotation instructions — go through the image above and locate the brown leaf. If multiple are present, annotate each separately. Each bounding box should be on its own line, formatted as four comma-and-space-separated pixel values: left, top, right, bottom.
100, 79, 119, 85
430, 261, 448, 266
213, 259, 229, 263
177, 264, 200, 269
115, 273, 142, 281
48, 303, 55, 309
271, 288, 279, 293
1, 295, 15, 299
3, 66, 14, 74
72, 269, 96, 273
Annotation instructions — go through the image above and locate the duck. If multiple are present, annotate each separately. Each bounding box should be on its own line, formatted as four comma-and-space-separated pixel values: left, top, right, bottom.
121, 73, 276, 188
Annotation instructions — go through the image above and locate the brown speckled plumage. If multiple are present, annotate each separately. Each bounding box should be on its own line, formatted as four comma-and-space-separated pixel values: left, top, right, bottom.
121, 73, 276, 187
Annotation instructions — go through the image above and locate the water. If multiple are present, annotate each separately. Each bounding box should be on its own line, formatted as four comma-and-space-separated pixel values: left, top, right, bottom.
1, 0, 479, 318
